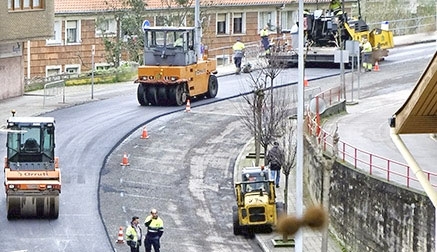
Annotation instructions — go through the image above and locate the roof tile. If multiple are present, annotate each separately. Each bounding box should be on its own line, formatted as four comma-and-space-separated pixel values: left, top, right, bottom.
55, 0, 332, 13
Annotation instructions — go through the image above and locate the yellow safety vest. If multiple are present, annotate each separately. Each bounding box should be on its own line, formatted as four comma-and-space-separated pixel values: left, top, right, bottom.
362, 41, 372, 53
125, 224, 141, 242
260, 28, 269, 37
145, 215, 164, 235
232, 41, 245, 51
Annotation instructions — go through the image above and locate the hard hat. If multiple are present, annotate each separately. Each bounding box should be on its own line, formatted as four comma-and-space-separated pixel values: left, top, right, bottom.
236, 37, 241, 41
151, 208, 157, 214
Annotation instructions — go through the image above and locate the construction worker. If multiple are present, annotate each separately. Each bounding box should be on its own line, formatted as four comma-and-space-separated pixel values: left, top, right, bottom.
126, 216, 142, 252
260, 25, 270, 55
232, 38, 245, 75
174, 33, 184, 47
329, 0, 342, 16
361, 37, 373, 72
144, 208, 164, 252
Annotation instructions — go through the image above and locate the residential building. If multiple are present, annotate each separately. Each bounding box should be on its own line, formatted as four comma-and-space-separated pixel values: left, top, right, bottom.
4, 0, 349, 100
0, 0, 54, 99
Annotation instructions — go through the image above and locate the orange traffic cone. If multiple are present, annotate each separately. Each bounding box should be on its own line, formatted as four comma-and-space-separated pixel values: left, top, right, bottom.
373, 61, 380, 71
185, 99, 191, 112
120, 152, 130, 166
141, 126, 149, 139
116, 226, 124, 244
304, 77, 309, 87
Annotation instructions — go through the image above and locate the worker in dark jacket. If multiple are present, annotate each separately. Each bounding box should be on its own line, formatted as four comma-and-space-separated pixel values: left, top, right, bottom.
266, 141, 284, 187
144, 208, 164, 252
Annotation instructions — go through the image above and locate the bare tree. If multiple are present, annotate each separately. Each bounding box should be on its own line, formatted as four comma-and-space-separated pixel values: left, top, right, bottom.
98, 0, 147, 66
238, 55, 292, 165
280, 115, 297, 214
98, 0, 212, 66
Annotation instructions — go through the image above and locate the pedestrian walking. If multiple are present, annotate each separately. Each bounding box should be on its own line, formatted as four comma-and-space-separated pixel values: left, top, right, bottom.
126, 216, 143, 252
144, 208, 164, 252
232, 38, 245, 74
361, 37, 373, 72
266, 141, 284, 187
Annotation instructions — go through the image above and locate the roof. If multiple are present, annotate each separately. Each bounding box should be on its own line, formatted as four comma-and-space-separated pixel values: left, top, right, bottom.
7, 116, 55, 124
54, 0, 332, 14
393, 51, 437, 134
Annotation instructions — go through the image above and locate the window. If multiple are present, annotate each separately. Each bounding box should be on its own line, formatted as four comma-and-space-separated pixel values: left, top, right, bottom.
259, 11, 277, 32
280, 11, 297, 32
217, 13, 229, 35
65, 64, 80, 74
95, 63, 112, 71
46, 21, 62, 45
233, 12, 245, 34
46, 66, 62, 77
9, 0, 43, 10
66, 20, 81, 44
96, 19, 117, 37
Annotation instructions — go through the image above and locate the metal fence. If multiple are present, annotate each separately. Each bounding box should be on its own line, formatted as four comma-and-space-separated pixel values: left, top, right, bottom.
368, 15, 436, 36
209, 41, 261, 66
43, 80, 65, 108
306, 87, 437, 190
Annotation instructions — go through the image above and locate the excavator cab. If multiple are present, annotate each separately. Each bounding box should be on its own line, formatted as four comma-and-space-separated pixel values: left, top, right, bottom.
4, 116, 60, 219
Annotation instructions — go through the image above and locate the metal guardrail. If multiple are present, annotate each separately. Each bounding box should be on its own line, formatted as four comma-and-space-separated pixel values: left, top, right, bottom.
306, 87, 437, 190
209, 41, 262, 66
368, 15, 436, 36
43, 80, 65, 108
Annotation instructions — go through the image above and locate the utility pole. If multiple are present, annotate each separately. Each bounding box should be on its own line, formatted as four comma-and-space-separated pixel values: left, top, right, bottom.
296, 0, 304, 251
194, 0, 202, 60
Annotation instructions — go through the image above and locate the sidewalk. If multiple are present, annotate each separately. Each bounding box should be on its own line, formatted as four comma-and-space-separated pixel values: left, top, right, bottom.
235, 139, 343, 252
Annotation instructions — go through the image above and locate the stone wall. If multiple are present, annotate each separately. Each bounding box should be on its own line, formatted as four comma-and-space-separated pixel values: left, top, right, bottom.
304, 135, 435, 251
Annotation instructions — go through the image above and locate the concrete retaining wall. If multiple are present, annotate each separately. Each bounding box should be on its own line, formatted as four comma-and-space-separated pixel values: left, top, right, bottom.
304, 101, 435, 251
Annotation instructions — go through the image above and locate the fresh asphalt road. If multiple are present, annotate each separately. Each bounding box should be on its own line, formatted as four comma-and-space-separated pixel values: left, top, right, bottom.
0, 42, 434, 252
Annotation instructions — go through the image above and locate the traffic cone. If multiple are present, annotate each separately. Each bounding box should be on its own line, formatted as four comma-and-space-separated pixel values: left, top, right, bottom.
140, 126, 149, 139
120, 152, 130, 166
116, 226, 124, 244
304, 77, 309, 87
185, 99, 191, 112
373, 61, 380, 71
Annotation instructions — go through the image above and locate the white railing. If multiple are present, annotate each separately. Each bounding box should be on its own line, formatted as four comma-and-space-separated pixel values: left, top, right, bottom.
368, 15, 436, 36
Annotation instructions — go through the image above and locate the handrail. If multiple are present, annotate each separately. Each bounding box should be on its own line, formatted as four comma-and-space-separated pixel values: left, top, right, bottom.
306, 87, 437, 190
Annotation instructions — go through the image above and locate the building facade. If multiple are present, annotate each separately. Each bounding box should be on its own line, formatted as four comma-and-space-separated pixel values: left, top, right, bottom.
0, 0, 54, 99
23, 0, 340, 79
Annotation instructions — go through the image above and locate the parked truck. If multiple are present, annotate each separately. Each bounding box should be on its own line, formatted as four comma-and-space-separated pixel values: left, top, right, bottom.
3, 113, 60, 219
233, 166, 283, 236
136, 25, 218, 106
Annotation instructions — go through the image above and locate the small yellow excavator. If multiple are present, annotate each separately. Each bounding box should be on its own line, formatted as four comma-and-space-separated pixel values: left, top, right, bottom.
233, 166, 283, 236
